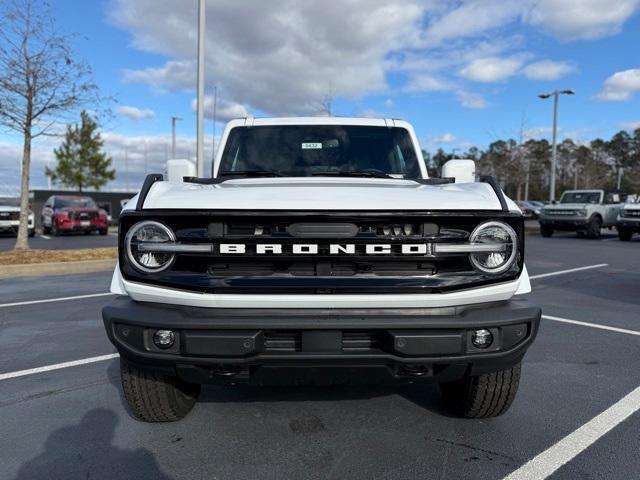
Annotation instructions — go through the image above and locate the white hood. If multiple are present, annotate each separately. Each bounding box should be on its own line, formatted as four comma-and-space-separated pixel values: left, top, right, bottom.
138, 177, 514, 211
0, 206, 20, 212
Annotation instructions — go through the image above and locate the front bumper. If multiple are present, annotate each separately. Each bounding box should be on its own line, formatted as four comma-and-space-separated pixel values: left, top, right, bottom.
539, 217, 589, 230
617, 217, 640, 231
103, 296, 541, 384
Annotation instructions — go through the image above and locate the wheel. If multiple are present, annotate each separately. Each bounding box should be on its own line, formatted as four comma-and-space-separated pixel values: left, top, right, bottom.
84, 230, 92, 235
99, 228, 108, 236
540, 225, 554, 237
119, 357, 201, 422
618, 228, 632, 241
51, 223, 59, 236
28, 229, 35, 238
586, 216, 602, 239
42, 222, 51, 235
439, 363, 521, 418
576, 231, 585, 237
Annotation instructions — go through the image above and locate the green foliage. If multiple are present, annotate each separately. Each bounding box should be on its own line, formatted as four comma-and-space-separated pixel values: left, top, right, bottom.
46, 111, 115, 192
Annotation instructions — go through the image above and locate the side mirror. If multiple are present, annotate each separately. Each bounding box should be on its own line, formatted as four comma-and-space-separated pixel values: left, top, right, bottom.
166, 159, 196, 182
442, 159, 476, 183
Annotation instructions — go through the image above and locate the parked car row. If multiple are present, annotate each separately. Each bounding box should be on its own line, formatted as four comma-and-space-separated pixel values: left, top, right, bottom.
537, 189, 639, 241
0, 194, 110, 237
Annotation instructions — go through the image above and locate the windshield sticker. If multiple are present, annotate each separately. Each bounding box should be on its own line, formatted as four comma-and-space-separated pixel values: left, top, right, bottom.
301, 142, 322, 149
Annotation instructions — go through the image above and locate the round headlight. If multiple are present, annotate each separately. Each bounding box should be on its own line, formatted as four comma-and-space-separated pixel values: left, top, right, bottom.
469, 221, 518, 274
125, 221, 175, 273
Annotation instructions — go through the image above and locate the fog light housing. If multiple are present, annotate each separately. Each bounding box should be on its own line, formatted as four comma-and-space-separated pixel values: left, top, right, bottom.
153, 329, 175, 349
471, 329, 493, 349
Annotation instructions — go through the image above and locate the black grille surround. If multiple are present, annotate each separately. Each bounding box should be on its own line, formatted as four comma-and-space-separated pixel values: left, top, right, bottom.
119, 210, 524, 294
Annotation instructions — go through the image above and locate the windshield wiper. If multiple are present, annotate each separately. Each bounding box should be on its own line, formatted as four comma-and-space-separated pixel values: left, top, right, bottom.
310, 170, 393, 179
219, 170, 283, 178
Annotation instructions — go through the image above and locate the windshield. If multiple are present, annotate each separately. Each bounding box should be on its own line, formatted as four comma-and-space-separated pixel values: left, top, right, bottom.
560, 192, 601, 204
54, 197, 97, 208
0, 197, 20, 207
218, 125, 421, 178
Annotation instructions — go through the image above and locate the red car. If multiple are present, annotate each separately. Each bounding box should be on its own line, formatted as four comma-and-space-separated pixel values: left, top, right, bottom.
41, 195, 108, 235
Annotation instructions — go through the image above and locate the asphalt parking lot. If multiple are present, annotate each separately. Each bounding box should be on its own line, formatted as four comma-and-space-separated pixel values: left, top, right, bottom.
0, 233, 639, 480
0, 230, 118, 252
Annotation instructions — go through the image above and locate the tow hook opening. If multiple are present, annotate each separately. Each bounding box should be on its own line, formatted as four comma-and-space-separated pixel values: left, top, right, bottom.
212, 365, 242, 377
400, 365, 430, 377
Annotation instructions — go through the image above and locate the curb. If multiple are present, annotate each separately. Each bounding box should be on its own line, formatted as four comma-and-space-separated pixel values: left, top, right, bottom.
0, 259, 116, 279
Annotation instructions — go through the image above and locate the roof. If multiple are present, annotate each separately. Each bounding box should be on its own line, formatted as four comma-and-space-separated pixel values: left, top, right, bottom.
226, 116, 410, 128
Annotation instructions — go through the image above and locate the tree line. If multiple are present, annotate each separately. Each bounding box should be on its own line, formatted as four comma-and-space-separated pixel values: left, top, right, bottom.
424, 128, 640, 200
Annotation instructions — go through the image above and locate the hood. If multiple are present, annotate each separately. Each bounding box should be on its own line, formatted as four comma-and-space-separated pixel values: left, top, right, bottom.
138, 177, 513, 211
545, 203, 591, 210
622, 204, 640, 210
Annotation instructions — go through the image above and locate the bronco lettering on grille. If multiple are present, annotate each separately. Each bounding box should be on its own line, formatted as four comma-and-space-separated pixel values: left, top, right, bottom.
217, 243, 434, 256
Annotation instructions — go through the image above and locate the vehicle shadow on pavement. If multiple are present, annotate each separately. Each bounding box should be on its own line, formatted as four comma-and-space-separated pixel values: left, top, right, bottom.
13, 408, 174, 480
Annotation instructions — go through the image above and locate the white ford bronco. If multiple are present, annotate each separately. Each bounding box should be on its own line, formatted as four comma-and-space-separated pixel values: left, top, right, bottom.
539, 189, 625, 239
102, 117, 540, 422
617, 197, 640, 241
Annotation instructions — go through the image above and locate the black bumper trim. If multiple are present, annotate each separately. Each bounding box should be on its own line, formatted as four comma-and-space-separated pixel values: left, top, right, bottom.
102, 296, 540, 377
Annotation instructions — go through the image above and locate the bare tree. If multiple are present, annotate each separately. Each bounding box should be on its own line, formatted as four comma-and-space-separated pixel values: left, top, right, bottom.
0, 0, 99, 250
314, 86, 337, 116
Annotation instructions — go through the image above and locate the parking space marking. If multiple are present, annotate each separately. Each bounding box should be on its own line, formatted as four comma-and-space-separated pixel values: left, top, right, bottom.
543, 314, 640, 336
0, 292, 115, 309
529, 264, 608, 280
0, 353, 119, 381
39, 235, 51, 240
502, 385, 640, 480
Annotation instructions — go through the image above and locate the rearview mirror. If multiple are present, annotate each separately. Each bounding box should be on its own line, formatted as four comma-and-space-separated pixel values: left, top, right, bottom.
442, 159, 475, 183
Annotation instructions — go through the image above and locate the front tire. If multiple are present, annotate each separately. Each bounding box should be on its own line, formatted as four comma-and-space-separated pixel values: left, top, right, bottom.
120, 357, 201, 422
439, 363, 521, 418
99, 228, 108, 236
540, 225, 554, 237
586, 216, 602, 239
618, 228, 632, 241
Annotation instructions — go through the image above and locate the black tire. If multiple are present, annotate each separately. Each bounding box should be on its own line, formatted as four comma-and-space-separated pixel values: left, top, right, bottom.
42, 223, 51, 235
540, 225, 554, 237
51, 223, 59, 236
119, 357, 201, 422
439, 363, 521, 418
618, 228, 632, 241
99, 228, 108, 236
586, 216, 602, 239
28, 229, 35, 238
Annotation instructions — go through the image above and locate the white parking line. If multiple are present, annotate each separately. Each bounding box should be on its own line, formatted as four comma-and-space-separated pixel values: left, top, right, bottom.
39, 235, 51, 240
0, 292, 115, 309
529, 264, 608, 280
543, 314, 640, 336
502, 385, 640, 480
0, 353, 119, 382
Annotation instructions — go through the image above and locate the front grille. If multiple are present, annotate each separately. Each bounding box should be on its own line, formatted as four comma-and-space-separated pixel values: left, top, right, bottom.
0, 212, 19, 220
69, 211, 98, 220
263, 331, 382, 352
119, 211, 524, 294
547, 210, 576, 216
623, 209, 640, 217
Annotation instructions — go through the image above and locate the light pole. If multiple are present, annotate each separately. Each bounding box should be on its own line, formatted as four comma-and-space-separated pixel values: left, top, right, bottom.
196, 0, 206, 177
538, 89, 574, 202
171, 116, 183, 159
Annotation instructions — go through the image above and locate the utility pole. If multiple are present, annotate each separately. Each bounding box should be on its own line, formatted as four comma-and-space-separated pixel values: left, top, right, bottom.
211, 85, 217, 176
196, 0, 206, 177
617, 168, 623, 190
538, 89, 574, 202
171, 116, 183, 159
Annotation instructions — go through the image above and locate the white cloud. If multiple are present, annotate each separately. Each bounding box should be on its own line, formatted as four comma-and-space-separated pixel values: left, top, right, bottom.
455, 90, 488, 109
621, 120, 640, 131
524, 0, 640, 40
522, 60, 576, 80
428, 133, 458, 144
459, 56, 525, 83
112, 0, 427, 115
404, 73, 450, 92
191, 96, 250, 122
117, 105, 155, 121
595, 68, 640, 101
384, 99, 395, 108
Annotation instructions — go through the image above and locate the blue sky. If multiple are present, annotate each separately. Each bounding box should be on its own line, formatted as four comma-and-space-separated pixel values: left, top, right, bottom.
1, 0, 639, 192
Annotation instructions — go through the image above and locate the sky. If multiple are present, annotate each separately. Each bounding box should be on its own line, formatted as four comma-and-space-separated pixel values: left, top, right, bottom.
1, 0, 640, 194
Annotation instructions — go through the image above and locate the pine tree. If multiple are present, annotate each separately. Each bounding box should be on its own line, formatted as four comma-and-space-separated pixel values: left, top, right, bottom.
46, 111, 115, 192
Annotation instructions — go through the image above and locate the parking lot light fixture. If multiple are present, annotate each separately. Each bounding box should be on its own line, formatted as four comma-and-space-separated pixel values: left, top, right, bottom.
539, 89, 575, 202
